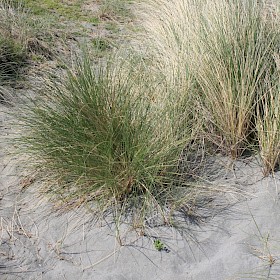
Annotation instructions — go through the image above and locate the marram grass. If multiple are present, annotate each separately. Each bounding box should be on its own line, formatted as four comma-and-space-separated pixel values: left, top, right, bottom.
18, 52, 196, 229
138, 0, 280, 161
0, 0, 52, 84
0, 0, 28, 82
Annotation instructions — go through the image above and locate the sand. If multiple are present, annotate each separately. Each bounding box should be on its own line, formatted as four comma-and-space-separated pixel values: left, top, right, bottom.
1, 98, 280, 280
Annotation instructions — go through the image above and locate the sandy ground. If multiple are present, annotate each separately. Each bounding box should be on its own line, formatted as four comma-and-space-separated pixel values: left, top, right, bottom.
1, 96, 280, 280
1, 2, 280, 278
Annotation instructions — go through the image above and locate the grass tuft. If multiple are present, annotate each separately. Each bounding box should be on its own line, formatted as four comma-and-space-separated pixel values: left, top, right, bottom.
18, 51, 195, 230
138, 0, 280, 161
191, 0, 279, 158
0, 1, 28, 83
0, 36, 26, 82
0, 0, 52, 85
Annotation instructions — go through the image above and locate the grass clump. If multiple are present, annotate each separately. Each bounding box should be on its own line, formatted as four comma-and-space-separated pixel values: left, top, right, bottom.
0, 36, 27, 82
138, 0, 280, 165
0, 1, 28, 83
0, 0, 52, 84
191, 0, 279, 158
18, 51, 195, 230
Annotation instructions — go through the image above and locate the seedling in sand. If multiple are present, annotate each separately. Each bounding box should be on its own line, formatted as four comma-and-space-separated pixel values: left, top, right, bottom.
154, 239, 164, 251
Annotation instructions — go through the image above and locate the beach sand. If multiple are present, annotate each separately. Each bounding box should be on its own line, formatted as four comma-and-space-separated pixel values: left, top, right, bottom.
1, 102, 280, 280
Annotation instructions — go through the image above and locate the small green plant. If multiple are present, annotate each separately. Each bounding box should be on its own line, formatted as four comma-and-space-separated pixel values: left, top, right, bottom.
154, 239, 165, 251
88, 17, 100, 25
92, 37, 111, 52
